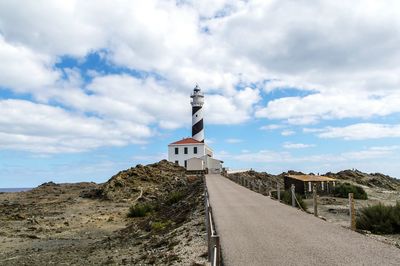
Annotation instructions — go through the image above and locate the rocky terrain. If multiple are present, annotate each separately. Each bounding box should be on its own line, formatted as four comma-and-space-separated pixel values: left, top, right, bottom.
0, 160, 207, 265
228, 170, 284, 193
325, 169, 400, 191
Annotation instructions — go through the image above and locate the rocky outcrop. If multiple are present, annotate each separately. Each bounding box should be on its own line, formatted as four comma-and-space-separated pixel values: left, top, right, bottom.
229, 169, 400, 191
325, 170, 400, 191
100, 160, 187, 201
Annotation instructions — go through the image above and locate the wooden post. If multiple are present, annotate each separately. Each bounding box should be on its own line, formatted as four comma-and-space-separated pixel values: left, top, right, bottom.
291, 184, 296, 207
313, 184, 318, 217
277, 183, 281, 201
349, 193, 356, 230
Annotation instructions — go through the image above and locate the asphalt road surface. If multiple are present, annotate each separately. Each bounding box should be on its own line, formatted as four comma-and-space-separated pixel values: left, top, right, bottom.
206, 174, 400, 266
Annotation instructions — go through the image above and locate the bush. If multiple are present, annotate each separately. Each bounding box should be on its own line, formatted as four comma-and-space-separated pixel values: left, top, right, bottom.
166, 191, 184, 205
333, 183, 368, 200
151, 220, 171, 231
356, 202, 400, 234
127, 203, 154, 217
271, 190, 307, 210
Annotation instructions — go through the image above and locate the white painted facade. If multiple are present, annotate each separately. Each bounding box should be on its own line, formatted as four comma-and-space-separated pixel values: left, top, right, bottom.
203, 155, 223, 173
187, 157, 205, 171
167, 141, 213, 168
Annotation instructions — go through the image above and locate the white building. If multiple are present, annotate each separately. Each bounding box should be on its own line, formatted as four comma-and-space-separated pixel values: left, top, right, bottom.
168, 137, 213, 168
167, 85, 224, 173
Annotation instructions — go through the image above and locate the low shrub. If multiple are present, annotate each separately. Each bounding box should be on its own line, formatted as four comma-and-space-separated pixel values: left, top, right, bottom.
151, 220, 171, 231
333, 183, 368, 200
128, 203, 154, 217
166, 191, 185, 205
271, 190, 307, 210
356, 202, 400, 234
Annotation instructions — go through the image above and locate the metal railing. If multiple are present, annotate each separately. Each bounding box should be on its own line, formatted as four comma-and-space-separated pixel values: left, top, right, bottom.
205, 187, 221, 265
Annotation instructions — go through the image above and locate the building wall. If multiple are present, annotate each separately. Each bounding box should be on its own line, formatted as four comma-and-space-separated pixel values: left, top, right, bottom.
168, 144, 205, 167
187, 157, 204, 171
284, 176, 305, 194
284, 176, 336, 196
307, 181, 335, 195
204, 156, 222, 173
205, 145, 213, 157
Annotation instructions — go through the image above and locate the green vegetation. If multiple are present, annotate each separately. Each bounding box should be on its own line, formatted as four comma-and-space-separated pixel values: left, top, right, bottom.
151, 220, 172, 231
356, 202, 400, 234
333, 182, 368, 200
128, 203, 154, 217
166, 191, 185, 205
271, 190, 307, 210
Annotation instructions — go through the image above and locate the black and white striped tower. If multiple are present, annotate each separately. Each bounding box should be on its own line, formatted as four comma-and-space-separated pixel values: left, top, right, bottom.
191, 84, 205, 142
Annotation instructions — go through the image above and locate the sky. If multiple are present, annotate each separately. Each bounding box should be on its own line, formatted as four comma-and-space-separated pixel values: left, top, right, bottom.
1, 0, 400, 187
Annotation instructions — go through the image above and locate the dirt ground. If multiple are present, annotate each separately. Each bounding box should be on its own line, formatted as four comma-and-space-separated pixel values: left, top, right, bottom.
303, 184, 400, 249
0, 180, 207, 265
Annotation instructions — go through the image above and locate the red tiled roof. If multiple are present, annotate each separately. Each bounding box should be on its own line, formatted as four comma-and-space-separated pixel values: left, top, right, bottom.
169, 138, 203, 145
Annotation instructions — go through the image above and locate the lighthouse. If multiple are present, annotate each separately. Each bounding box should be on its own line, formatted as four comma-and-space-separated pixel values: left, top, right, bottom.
190, 84, 205, 142
167, 84, 223, 173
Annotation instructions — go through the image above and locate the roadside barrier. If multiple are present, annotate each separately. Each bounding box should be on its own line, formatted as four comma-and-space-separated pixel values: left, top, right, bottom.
204, 184, 221, 265
226, 174, 358, 231
227, 175, 309, 212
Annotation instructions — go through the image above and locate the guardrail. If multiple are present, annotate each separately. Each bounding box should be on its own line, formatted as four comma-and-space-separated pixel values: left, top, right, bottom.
204, 186, 221, 265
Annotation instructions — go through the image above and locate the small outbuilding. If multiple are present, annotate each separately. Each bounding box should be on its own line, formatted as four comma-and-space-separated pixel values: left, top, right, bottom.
187, 157, 205, 172
203, 156, 224, 174
284, 175, 336, 196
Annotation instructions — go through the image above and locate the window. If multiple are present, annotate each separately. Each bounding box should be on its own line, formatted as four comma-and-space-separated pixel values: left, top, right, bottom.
194, 147, 197, 154
184, 160, 187, 168
175, 160, 179, 165
184, 147, 188, 154
175, 147, 179, 154
308, 182, 312, 192
321, 181, 324, 190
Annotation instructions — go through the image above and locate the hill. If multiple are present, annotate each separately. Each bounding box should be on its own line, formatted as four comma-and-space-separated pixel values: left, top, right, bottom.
0, 160, 207, 265
325, 170, 400, 191
228, 169, 400, 191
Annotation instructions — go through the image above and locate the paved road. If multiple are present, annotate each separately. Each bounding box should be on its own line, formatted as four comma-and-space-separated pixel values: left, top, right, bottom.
206, 174, 400, 266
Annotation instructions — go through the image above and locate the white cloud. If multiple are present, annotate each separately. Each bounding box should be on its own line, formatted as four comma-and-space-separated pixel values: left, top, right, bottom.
314, 123, 400, 140
281, 130, 295, 136
205, 87, 260, 124
260, 124, 286, 130
0, 1, 106, 57
0, 36, 60, 94
225, 138, 243, 144
230, 146, 399, 164
342, 146, 399, 160
1, 0, 400, 153
0, 99, 152, 153
256, 92, 400, 124
283, 143, 315, 149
